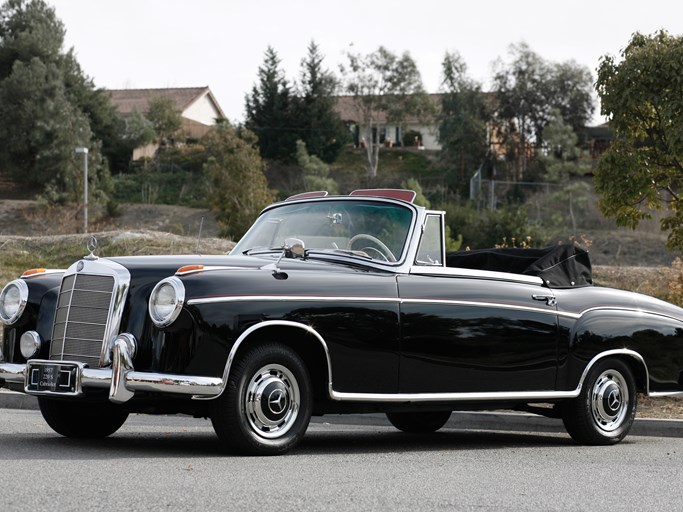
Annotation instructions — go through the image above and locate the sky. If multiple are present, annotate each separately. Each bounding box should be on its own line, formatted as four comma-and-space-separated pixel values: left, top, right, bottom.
47, 0, 683, 125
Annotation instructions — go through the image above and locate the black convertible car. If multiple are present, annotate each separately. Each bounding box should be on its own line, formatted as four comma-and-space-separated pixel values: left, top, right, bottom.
2, 189, 683, 455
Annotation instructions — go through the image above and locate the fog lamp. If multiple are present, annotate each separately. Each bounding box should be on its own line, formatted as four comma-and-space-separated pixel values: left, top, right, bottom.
20, 331, 42, 359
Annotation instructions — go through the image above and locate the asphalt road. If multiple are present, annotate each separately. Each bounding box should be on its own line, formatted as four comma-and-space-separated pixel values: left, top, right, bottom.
2, 409, 683, 511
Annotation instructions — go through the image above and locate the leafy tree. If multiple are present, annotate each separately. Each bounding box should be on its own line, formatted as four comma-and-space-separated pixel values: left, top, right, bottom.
295, 139, 338, 194
595, 31, 683, 250
340, 46, 431, 178
147, 96, 182, 146
492, 42, 549, 178
538, 110, 591, 233
245, 46, 297, 161
550, 61, 594, 136
438, 51, 490, 185
203, 123, 275, 240
295, 41, 348, 163
0, 0, 112, 205
492, 42, 594, 179
401, 177, 430, 208
107, 109, 157, 174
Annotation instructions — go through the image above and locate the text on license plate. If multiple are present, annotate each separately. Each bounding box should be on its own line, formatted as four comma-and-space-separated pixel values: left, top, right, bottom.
26, 362, 79, 393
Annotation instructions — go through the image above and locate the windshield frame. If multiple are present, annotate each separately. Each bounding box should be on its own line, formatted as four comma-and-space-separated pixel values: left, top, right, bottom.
231, 196, 420, 268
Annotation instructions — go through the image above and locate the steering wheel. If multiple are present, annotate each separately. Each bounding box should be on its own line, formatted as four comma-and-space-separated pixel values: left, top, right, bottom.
347, 234, 397, 262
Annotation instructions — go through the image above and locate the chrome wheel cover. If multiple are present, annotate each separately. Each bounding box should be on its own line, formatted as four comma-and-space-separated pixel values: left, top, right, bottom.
591, 369, 629, 433
244, 364, 300, 439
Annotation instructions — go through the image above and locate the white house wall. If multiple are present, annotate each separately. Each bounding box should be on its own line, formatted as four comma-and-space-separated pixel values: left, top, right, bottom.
404, 123, 440, 150
183, 94, 221, 125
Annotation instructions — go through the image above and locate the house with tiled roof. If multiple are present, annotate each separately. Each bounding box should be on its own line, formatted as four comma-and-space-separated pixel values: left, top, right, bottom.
334, 94, 443, 150
109, 86, 226, 158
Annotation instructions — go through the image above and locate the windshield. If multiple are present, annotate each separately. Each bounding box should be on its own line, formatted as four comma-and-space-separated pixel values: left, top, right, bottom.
232, 199, 415, 263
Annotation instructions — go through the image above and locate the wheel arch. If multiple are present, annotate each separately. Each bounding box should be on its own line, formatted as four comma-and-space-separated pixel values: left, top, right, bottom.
577, 349, 650, 395
218, 320, 333, 403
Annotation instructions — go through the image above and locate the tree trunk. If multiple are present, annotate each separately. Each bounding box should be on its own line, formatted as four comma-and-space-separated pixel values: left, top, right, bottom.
363, 124, 378, 178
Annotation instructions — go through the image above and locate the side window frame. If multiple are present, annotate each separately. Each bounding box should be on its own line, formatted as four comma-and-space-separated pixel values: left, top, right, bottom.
415, 213, 446, 266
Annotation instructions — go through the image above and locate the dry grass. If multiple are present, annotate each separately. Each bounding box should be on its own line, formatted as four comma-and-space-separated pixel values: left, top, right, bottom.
0, 230, 234, 287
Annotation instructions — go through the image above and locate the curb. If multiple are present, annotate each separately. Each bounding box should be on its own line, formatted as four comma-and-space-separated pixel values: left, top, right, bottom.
0, 390, 39, 411
2, 389, 682, 438
315, 410, 683, 438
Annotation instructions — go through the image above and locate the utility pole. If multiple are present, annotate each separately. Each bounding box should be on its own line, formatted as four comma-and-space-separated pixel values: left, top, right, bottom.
75, 147, 89, 233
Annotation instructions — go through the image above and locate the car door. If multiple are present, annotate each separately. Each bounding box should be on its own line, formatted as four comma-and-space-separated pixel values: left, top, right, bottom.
397, 270, 559, 394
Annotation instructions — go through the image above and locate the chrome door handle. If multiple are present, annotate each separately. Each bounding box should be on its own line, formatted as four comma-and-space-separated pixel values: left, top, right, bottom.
532, 294, 557, 307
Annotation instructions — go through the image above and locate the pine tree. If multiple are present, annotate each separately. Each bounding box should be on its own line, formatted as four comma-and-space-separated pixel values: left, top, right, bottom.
244, 46, 297, 161
0, 0, 114, 203
295, 41, 348, 163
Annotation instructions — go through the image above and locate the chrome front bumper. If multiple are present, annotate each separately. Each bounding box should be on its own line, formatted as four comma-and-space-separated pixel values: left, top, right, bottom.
0, 333, 223, 404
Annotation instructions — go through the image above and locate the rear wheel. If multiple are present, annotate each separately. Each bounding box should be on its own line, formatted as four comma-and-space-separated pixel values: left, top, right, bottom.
211, 342, 312, 455
38, 398, 129, 438
562, 359, 637, 445
386, 411, 452, 433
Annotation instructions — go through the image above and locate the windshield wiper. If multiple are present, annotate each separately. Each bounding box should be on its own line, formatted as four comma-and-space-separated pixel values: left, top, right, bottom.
244, 238, 306, 259
307, 248, 373, 260
242, 247, 276, 256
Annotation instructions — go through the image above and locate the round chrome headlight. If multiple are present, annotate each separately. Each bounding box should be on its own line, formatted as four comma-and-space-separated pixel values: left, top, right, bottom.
20, 331, 42, 359
148, 277, 185, 328
0, 279, 29, 325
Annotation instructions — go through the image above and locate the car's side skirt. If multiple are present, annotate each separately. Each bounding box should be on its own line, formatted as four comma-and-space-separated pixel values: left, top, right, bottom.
329, 389, 578, 402
196, 321, 657, 405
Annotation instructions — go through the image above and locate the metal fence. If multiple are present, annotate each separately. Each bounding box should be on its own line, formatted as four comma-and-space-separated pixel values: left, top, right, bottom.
470, 168, 562, 211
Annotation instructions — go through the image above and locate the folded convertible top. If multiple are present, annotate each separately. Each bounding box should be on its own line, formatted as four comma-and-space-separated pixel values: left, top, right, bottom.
445, 244, 592, 288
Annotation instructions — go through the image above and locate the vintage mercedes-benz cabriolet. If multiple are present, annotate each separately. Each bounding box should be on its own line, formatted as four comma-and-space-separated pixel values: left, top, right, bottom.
2, 189, 683, 454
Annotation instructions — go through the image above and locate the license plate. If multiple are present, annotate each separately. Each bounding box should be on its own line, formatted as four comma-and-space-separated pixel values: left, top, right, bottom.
26, 361, 81, 395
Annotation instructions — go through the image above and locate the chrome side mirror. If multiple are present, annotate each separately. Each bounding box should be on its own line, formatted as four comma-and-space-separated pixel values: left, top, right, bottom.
284, 238, 305, 259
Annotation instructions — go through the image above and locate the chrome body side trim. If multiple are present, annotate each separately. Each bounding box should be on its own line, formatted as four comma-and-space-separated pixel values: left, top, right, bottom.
186, 296, 683, 323
410, 265, 545, 285
188, 295, 402, 306
403, 298, 559, 317
649, 391, 683, 398
188, 294, 563, 319
330, 389, 580, 402
569, 306, 683, 325
0, 344, 656, 403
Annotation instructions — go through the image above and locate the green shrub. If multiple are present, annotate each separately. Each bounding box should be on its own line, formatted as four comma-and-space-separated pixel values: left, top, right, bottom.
437, 200, 543, 250
112, 169, 210, 207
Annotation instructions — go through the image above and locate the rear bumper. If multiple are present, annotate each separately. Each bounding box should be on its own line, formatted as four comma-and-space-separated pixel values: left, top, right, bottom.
0, 333, 223, 403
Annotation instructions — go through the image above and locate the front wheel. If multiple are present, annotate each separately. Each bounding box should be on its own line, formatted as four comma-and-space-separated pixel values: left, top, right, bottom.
38, 398, 129, 438
211, 342, 312, 455
562, 359, 637, 445
386, 410, 452, 433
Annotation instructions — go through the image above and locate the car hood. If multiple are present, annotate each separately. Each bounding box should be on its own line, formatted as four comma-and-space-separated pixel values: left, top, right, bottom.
106, 253, 387, 279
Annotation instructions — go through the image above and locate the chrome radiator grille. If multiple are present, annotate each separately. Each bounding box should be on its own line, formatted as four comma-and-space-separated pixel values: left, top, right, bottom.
50, 272, 116, 367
